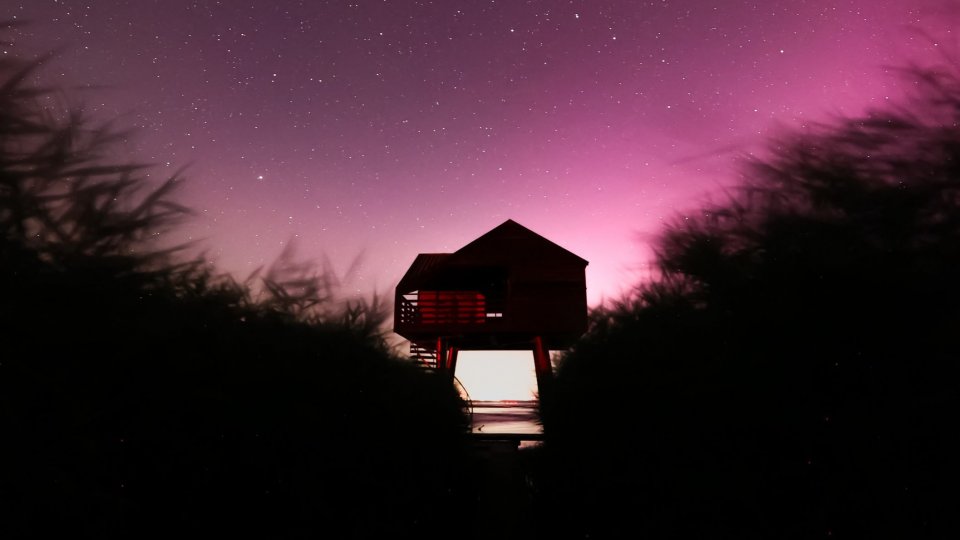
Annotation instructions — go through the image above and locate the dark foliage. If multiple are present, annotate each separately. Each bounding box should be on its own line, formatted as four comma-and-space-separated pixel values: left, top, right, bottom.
538, 63, 960, 539
1, 36, 469, 538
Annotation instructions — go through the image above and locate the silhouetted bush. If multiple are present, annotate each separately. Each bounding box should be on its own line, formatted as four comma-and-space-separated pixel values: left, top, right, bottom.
1, 33, 469, 538
539, 62, 960, 539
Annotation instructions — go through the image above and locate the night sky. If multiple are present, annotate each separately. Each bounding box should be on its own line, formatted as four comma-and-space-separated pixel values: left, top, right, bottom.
9, 0, 947, 306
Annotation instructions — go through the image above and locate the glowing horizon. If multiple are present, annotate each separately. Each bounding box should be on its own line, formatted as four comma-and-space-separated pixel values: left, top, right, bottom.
10, 0, 946, 307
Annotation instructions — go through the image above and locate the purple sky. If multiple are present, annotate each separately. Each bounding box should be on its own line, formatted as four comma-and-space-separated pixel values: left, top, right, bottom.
10, 0, 948, 306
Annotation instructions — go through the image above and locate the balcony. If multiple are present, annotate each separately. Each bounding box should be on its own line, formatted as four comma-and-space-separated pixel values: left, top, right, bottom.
397, 290, 503, 329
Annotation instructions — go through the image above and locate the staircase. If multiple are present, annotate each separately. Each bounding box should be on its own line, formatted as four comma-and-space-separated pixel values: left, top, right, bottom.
409, 342, 439, 368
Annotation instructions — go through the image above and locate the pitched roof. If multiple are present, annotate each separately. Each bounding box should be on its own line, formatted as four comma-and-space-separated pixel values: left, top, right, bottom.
452, 219, 588, 265
396, 253, 450, 291
396, 219, 588, 291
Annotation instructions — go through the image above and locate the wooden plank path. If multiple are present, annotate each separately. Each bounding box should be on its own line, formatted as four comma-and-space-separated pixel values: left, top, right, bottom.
469, 400, 542, 438
468, 438, 535, 540
466, 401, 543, 540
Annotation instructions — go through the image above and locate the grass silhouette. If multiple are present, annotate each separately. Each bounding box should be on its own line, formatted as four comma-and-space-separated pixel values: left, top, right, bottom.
1, 27, 470, 538
537, 60, 960, 539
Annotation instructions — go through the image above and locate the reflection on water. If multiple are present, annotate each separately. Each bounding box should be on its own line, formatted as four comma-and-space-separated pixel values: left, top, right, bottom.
470, 400, 542, 435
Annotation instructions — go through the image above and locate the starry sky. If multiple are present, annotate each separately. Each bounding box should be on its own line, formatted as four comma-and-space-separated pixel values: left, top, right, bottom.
8, 0, 949, 307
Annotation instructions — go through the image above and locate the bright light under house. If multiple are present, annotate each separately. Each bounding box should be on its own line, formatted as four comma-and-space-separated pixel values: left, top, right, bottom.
454, 351, 538, 402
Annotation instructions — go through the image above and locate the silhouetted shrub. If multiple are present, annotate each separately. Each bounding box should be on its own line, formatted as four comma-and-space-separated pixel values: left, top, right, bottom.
1, 32, 469, 539
539, 62, 960, 539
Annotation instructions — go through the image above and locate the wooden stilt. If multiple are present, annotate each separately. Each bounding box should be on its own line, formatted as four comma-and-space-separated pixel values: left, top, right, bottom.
448, 347, 459, 374
532, 335, 552, 402
436, 337, 445, 371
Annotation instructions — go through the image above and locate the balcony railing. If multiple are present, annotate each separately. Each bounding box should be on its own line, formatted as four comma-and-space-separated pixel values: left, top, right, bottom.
398, 290, 502, 326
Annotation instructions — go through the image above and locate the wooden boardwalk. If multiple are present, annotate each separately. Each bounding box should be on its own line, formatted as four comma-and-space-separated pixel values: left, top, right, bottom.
466, 401, 543, 540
